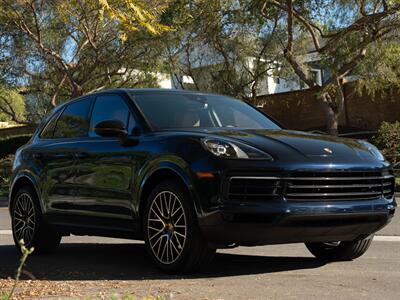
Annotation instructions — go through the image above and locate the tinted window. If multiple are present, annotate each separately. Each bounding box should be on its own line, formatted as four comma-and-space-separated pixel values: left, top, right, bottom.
132, 93, 280, 130
53, 99, 92, 138
40, 110, 62, 138
127, 113, 136, 133
90, 95, 130, 137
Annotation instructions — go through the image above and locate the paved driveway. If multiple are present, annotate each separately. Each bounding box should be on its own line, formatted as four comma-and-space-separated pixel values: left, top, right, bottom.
0, 198, 399, 299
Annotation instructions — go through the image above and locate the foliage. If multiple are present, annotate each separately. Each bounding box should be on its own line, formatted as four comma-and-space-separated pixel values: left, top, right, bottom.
263, 0, 400, 135
355, 39, 400, 96
0, 86, 26, 124
0, 0, 171, 121
0, 135, 31, 159
1, 240, 34, 300
0, 0, 399, 129
0, 162, 11, 197
373, 121, 400, 164
0, 154, 14, 186
162, 0, 283, 102
98, 0, 171, 38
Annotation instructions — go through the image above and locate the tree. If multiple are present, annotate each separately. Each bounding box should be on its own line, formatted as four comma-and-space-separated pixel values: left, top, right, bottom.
261, 0, 400, 135
355, 36, 400, 94
0, 85, 27, 124
0, 0, 170, 123
162, 0, 283, 102
98, 0, 171, 37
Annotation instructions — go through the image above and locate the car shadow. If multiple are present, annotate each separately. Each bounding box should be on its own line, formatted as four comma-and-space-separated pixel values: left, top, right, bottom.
0, 243, 325, 280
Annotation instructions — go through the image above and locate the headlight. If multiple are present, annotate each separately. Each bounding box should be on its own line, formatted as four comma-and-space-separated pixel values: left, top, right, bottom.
359, 140, 385, 161
202, 138, 273, 160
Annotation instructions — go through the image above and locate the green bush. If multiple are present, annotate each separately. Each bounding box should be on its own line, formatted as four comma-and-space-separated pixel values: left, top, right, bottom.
373, 121, 400, 164
0, 134, 31, 159
0, 155, 14, 196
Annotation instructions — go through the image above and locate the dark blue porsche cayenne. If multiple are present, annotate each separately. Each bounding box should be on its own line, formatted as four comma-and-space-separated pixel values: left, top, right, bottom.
9, 89, 396, 273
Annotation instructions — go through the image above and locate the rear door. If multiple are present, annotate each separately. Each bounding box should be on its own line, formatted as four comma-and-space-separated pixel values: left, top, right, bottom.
36, 97, 93, 218
73, 94, 138, 231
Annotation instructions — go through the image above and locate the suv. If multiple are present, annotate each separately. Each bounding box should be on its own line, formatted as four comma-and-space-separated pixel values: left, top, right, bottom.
9, 89, 396, 273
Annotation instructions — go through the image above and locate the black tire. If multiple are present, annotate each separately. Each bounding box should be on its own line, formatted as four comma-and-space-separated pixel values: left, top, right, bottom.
305, 236, 373, 261
143, 180, 215, 273
11, 186, 61, 254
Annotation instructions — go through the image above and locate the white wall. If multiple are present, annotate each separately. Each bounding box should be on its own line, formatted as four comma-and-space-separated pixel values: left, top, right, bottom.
155, 73, 173, 89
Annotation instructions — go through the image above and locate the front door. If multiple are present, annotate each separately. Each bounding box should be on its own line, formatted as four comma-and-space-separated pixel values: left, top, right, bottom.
73, 94, 138, 232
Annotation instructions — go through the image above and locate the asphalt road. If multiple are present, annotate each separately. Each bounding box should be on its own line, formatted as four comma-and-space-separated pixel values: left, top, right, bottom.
0, 205, 399, 299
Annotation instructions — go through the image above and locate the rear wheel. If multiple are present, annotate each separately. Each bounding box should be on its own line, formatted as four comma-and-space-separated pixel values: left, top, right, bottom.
11, 186, 61, 254
305, 236, 373, 261
143, 180, 215, 273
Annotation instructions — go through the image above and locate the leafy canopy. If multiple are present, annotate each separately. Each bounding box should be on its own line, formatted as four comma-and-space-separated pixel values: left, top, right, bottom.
0, 0, 170, 121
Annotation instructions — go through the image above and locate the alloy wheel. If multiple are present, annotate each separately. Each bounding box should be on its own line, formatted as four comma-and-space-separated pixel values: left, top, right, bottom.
147, 191, 187, 264
13, 193, 36, 245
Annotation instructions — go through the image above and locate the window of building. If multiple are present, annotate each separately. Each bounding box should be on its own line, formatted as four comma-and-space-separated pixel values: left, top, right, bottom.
273, 77, 280, 84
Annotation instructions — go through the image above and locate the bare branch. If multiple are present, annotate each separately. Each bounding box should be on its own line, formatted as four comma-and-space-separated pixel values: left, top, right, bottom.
286, 0, 293, 52
267, 0, 321, 50
51, 74, 68, 107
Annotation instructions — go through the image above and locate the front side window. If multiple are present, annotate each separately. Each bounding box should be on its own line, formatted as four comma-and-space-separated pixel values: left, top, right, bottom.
90, 95, 131, 137
53, 98, 92, 138
132, 93, 281, 130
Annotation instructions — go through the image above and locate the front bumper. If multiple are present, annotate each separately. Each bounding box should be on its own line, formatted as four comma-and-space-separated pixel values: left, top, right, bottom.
199, 197, 396, 247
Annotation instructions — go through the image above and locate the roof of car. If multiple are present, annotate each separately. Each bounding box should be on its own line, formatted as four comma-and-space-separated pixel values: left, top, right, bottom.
58, 88, 235, 111
119, 88, 213, 95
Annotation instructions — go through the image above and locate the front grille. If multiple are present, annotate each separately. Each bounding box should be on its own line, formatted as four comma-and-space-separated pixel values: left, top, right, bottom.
285, 171, 395, 201
226, 171, 395, 202
227, 177, 282, 202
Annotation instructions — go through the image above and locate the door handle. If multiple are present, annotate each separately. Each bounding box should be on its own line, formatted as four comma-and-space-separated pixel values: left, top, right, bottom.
33, 153, 71, 159
32, 153, 43, 159
75, 152, 89, 159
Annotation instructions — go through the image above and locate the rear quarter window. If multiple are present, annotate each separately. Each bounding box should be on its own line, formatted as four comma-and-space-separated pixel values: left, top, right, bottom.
40, 110, 63, 139
53, 98, 92, 138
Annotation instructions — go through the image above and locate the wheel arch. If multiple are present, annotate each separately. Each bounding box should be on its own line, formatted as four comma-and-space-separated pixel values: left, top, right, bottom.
9, 173, 41, 214
137, 163, 202, 226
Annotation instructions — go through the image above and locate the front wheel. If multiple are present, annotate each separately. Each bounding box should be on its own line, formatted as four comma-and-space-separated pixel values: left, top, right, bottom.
11, 186, 61, 254
305, 236, 373, 261
143, 180, 215, 273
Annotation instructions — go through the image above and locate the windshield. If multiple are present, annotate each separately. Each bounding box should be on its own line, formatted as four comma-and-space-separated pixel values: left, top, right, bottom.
132, 93, 281, 130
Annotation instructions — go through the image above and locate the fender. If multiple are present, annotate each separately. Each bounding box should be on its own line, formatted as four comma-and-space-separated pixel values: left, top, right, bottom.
135, 155, 203, 218
9, 170, 43, 215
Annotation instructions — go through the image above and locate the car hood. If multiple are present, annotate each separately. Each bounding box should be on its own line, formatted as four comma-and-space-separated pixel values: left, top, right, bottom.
195, 128, 381, 162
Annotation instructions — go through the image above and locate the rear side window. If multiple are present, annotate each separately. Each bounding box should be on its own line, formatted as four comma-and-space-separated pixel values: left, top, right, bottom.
90, 95, 130, 137
53, 98, 92, 138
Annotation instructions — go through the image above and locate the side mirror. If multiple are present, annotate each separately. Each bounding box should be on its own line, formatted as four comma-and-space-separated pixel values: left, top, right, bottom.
94, 120, 128, 139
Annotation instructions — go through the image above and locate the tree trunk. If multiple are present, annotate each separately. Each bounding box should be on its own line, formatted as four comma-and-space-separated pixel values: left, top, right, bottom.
321, 80, 345, 136
324, 103, 340, 136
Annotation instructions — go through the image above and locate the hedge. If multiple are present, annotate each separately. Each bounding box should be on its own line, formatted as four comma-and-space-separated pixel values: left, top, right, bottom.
0, 135, 32, 159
